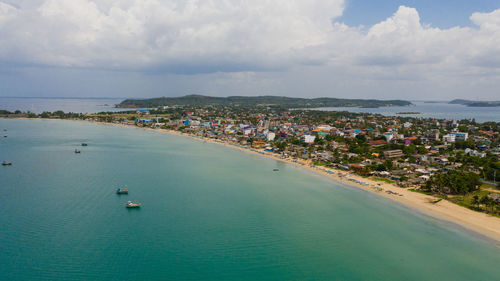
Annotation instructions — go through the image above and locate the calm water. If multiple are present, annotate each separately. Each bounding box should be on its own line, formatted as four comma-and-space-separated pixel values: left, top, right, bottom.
1, 98, 499, 122
1, 119, 499, 281
317, 101, 500, 122
0, 97, 125, 114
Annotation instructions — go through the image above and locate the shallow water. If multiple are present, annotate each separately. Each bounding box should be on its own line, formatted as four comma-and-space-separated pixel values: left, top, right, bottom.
0, 119, 499, 281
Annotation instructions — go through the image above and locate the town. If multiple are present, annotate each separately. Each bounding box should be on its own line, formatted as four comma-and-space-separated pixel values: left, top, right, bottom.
2, 104, 499, 215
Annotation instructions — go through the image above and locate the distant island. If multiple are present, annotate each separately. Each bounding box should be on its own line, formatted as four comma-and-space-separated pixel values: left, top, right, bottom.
396, 112, 421, 114
449, 99, 500, 107
117, 95, 412, 109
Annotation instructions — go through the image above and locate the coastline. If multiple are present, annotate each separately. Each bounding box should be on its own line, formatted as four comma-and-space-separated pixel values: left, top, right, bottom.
101, 121, 500, 243
4, 117, 500, 243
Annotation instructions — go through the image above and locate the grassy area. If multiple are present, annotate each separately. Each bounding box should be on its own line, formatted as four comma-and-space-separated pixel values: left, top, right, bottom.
448, 190, 500, 218
371, 177, 395, 184
480, 183, 498, 190
408, 189, 433, 196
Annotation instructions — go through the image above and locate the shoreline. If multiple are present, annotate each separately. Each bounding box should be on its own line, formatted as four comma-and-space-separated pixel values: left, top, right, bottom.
100, 121, 500, 243
3, 117, 500, 243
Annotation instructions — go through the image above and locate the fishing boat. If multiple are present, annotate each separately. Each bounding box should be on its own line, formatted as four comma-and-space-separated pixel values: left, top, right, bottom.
74, 149, 81, 153
81, 143, 88, 146
116, 187, 129, 194
2, 161, 12, 166
126, 201, 141, 208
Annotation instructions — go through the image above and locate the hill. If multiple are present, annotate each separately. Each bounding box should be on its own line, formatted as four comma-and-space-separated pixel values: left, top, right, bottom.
117, 95, 412, 109
449, 99, 500, 107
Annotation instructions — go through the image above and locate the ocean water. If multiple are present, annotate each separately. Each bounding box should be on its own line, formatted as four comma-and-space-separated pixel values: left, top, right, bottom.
317, 101, 500, 123
0, 119, 499, 281
0, 97, 125, 114
1, 98, 499, 122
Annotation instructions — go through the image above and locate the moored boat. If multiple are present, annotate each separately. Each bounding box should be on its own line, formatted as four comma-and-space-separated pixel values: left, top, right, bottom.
126, 201, 141, 208
116, 187, 129, 194
74, 149, 81, 153
81, 143, 88, 146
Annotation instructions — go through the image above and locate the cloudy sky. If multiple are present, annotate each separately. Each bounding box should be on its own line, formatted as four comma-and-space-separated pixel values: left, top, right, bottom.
1, 0, 500, 100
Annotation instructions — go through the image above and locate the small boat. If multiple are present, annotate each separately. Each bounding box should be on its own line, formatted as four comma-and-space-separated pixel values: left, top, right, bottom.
3, 135, 7, 138
116, 188, 129, 194
273, 168, 279, 171
81, 143, 88, 146
126, 201, 141, 208
2, 161, 12, 166
74, 149, 81, 153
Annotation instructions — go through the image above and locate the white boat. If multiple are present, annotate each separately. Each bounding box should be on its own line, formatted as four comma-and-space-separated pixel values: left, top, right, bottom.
126, 201, 141, 208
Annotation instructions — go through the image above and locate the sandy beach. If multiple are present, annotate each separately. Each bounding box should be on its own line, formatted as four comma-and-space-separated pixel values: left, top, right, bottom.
89, 121, 500, 243
8, 117, 500, 243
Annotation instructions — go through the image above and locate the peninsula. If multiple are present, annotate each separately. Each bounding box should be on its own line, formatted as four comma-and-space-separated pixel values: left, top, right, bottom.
117, 95, 412, 109
450, 99, 500, 107
1, 103, 499, 240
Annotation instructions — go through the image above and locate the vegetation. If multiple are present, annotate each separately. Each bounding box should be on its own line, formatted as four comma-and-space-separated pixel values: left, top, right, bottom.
117, 94, 412, 109
448, 190, 500, 216
424, 170, 481, 195
449, 99, 500, 107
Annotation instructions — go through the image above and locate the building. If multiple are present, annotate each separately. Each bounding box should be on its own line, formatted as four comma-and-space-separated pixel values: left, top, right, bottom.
451, 132, 468, 141
252, 141, 266, 148
403, 122, 412, 128
383, 150, 404, 158
384, 132, 393, 142
266, 132, 276, 141
443, 134, 456, 143
425, 129, 440, 142
136, 109, 150, 115
367, 140, 387, 147
302, 135, 316, 144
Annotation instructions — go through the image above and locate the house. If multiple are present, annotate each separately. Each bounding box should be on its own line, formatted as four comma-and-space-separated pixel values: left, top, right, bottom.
266, 132, 276, 141
383, 150, 404, 158
384, 132, 393, 142
252, 141, 266, 148
425, 129, 440, 142
367, 140, 387, 147
302, 135, 316, 144
451, 132, 468, 141
487, 193, 500, 203
443, 134, 456, 143
436, 158, 449, 165
136, 109, 150, 115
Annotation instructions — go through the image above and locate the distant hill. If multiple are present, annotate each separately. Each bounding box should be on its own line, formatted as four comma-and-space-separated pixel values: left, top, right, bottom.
117, 95, 412, 109
449, 99, 500, 107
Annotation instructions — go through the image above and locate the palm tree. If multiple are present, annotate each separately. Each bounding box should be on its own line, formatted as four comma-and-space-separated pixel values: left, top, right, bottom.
472, 195, 480, 209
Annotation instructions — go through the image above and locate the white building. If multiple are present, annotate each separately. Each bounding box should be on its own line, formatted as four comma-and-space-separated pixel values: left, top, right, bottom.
451, 132, 468, 141
302, 135, 316, 144
384, 132, 393, 142
266, 132, 276, 141
443, 134, 456, 143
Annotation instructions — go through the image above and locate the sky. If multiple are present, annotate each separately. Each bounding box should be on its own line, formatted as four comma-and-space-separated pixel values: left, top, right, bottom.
1, 0, 500, 100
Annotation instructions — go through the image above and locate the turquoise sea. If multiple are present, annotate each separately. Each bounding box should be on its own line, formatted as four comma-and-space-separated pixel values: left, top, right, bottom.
1, 119, 499, 281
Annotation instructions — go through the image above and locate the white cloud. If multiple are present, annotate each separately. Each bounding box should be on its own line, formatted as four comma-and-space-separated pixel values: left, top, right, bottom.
0, 0, 344, 72
1, 2, 500, 99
